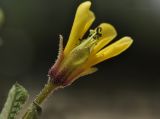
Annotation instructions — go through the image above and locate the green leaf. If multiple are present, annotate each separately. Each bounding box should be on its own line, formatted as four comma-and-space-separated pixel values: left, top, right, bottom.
0, 83, 29, 119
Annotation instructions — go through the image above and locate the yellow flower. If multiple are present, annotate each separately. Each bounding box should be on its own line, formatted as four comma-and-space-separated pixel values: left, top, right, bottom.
48, 1, 133, 86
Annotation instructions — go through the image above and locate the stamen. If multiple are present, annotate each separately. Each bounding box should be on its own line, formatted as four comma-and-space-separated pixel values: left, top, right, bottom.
88, 27, 102, 41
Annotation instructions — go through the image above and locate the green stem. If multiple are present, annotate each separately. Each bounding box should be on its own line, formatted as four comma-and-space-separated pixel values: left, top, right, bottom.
22, 81, 59, 119
34, 81, 58, 104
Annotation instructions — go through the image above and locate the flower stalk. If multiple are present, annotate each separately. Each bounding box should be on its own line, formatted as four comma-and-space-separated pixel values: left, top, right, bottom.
22, 80, 59, 119
34, 80, 58, 105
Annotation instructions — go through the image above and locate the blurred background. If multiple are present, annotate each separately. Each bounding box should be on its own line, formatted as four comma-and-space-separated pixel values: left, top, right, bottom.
0, 0, 160, 119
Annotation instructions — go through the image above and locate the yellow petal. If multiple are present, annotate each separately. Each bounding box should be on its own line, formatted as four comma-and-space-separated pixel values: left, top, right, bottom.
64, 1, 95, 56
66, 67, 98, 85
91, 23, 117, 55
92, 37, 133, 66
78, 67, 98, 77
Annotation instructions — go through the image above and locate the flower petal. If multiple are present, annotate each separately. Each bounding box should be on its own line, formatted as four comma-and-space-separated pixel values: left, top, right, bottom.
64, 1, 95, 56
79, 67, 98, 77
91, 23, 117, 55
65, 67, 98, 86
92, 37, 133, 66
